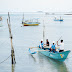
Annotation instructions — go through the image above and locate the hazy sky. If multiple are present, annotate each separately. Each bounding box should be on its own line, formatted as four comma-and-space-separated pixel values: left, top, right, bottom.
0, 0, 72, 12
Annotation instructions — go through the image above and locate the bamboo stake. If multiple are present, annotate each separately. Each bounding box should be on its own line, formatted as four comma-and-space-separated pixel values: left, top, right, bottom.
7, 12, 16, 64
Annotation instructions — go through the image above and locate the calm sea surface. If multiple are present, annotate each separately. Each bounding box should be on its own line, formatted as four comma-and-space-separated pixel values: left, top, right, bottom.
0, 13, 72, 72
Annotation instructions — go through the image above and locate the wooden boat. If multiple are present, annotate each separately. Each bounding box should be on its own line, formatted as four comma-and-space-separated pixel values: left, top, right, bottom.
22, 13, 40, 26
54, 19, 63, 21
0, 17, 2, 21
54, 17, 63, 21
28, 20, 70, 62
38, 48, 70, 62
22, 21, 40, 26
29, 47, 70, 62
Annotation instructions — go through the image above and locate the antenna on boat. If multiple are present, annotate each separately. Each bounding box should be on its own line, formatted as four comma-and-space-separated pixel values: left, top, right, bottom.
7, 12, 16, 64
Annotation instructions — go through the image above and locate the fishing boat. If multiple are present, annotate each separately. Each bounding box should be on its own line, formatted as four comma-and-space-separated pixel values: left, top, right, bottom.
22, 21, 40, 26
54, 17, 63, 21
22, 13, 40, 26
54, 19, 63, 21
0, 17, 2, 21
38, 48, 70, 61
29, 47, 70, 62
28, 20, 70, 62
28, 26, 70, 62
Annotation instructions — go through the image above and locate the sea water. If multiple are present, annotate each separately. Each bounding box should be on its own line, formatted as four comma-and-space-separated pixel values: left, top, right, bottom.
0, 12, 72, 72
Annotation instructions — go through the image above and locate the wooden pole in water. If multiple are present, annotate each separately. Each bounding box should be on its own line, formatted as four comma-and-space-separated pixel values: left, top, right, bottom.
22, 13, 24, 23
23, 13, 24, 21
7, 12, 16, 64
43, 20, 45, 43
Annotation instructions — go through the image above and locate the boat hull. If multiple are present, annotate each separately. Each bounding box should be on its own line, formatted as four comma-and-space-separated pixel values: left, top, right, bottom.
38, 48, 70, 62
22, 21, 40, 26
24, 24, 39, 26
54, 19, 63, 21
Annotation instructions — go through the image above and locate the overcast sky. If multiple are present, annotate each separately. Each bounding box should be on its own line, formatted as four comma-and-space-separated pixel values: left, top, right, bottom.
0, 0, 72, 12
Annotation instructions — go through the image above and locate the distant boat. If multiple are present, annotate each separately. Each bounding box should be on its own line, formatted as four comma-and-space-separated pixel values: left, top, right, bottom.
0, 17, 2, 21
0, 17, 3, 27
45, 12, 49, 15
64, 14, 72, 15
54, 17, 63, 21
37, 11, 43, 13
22, 21, 40, 26
22, 13, 40, 26
54, 19, 63, 21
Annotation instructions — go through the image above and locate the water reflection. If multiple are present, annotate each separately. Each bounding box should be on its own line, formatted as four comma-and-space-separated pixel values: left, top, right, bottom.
12, 64, 15, 72
38, 52, 69, 72
29, 54, 36, 62
47, 58, 69, 72
0, 22, 3, 27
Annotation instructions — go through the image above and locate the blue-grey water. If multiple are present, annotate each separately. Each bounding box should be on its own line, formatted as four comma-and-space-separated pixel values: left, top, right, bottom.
0, 13, 72, 72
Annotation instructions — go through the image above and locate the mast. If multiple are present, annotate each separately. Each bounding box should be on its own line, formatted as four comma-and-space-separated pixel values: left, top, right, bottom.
23, 13, 24, 21
43, 20, 45, 43
22, 13, 24, 23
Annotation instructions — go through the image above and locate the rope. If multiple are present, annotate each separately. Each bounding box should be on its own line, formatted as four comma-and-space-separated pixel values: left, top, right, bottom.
0, 55, 11, 64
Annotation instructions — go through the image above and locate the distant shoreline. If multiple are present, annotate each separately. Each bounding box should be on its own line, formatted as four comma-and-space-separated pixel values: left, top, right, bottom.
64, 14, 72, 15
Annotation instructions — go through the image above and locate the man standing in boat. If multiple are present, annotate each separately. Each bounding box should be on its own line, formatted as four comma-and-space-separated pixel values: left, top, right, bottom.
57, 40, 64, 52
